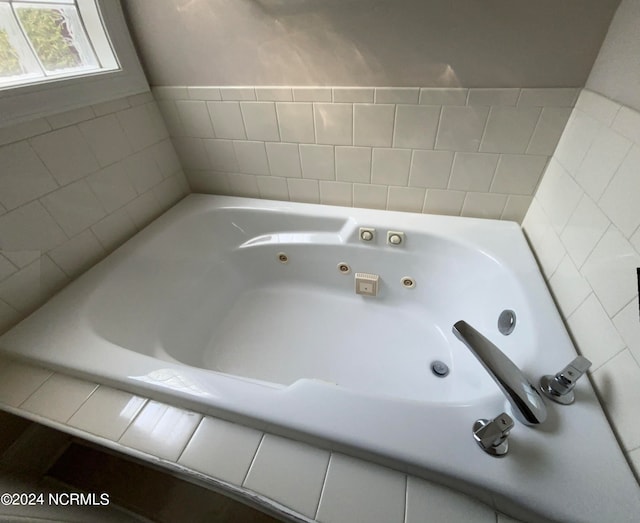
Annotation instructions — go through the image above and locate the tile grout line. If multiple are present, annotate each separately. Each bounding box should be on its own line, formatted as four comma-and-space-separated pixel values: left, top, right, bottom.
312, 451, 333, 521
174, 414, 205, 464
241, 432, 266, 488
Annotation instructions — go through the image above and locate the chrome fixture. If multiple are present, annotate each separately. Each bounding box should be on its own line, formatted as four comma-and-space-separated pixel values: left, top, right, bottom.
359, 227, 375, 242
431, 361, 449, 377
540, 356, 592, 405
452, 321, 547, 426
498, 309, 516, 335
472, 412, 514, 456
387, 231, 405, 245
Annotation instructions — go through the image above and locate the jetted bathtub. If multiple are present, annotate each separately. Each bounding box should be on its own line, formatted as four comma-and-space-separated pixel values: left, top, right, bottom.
1, 195, 639, 522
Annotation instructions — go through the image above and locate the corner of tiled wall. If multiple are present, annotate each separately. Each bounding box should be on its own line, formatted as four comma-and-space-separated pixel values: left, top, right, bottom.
0, 92, 189, 335
522, 88, 640, 478
153, 85, 578, 223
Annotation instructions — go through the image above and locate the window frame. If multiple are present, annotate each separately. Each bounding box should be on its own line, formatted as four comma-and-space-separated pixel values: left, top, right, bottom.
0, 0, 148, 128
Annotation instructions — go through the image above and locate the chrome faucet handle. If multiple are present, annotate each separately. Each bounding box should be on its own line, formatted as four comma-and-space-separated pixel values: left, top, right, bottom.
473, 412, 514, 457
539, 356, 592, 405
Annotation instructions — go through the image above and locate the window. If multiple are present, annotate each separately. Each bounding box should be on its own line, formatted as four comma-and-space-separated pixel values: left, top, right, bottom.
0, 0, 148, 128
0, 0, 118, 88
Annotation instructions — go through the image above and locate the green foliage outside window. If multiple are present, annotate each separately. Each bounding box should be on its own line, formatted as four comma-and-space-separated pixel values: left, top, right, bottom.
18, 8, 81, 71
0, 29, 22, 77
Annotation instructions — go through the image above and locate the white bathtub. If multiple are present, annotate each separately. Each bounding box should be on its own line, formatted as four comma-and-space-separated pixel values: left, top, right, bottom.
1, 195, 639, 522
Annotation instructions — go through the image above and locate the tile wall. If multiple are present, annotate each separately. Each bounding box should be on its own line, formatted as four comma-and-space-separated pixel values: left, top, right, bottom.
0, 92, 189, 335
154, 86, 578, 222
522, 89, 640, 476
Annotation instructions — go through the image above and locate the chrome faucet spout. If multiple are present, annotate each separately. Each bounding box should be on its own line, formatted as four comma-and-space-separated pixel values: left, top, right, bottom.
452, 320, 547, 426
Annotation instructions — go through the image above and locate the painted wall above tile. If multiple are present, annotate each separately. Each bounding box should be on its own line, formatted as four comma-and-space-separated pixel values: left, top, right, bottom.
122, 0, 618, 88
156, 86, 576, 222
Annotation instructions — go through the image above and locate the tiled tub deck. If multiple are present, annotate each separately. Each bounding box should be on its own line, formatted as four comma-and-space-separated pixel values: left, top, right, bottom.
0, 357, 522, 523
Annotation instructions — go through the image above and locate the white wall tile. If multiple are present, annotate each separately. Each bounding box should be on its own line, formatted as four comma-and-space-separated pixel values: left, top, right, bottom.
125, 191, 163, 230
314, 103, 352, 146
575, 126, 632, 201
153, 175, 186, 209
46, 106, 95, 129
122, 149, 164, 194
68, 387, 146, 441
0, 255, 67, 313
371, 148, 411, 186
375, 88, 419, 104
319, 181, 352, 206
156, 100, 185, 137
612, 106, 640, 145
0, 118, 51, 147
575, 89, 621, 126
613, 299, 640, 365
20, 374, 97, 423
405, 476, 495, 523
0, 141, 57, 210
186, 86, 222, 101
79, 114, 134, 168
92, 98, 131, 118
491, 154, 547, 195
435, 106, 488, 152
316, 454, 406, 523
333, 87, 373, 103
178, 416, 263, 486
227, 173, 261, 198
175, 100, 215, 138
517, 88, 578, 107
461, 192, 507, 220
335, 146, 370, 183
526, 107, 572, 155
233, 141, 270, 175
0, 362, 52, 407
31, 126, 99, 185
0, 299, 19, 334
387, 187, 425, 213
560, 194, 610, 268
554, 110, 601, 175
287, 178, 319, 203
244, 435, 329, 518
203, 139, 239, 172
535, 158, 582, 234
187, 170, 230, 195
40, 180, 106, 237
265, 142, 301, 178
419, 88, 467, 105
91, 208, 138, 252
353, 184, 387, 210
49, 230, 105, 278
449, 152, 499, 192
172, 137, 210, 170
300, 144, 335, 180
292, 87, 331, 102
522, 198, 566, 278
582, 226, 640, 317
255, 87, 293, 102
467, 88, 519, 106
257, 176, 289, 200
0, 255, 16, 282
119, 401, 202, 461
592, 350, 640, 450
0, 202, 67, 262
152, 86, 189, 100
393, 105, 439, 149
273, 103, 315, 143
501, 195, 533, 223
128, 92, 154, 107
567, 293, 626, 370
408, 150, 453, 189
150, 139, 183, 178
207, 102, 247, 140
219, 87, 256, 101
117, 103, 164, 152
353, 104, 395, 147
598, 145, 640, 237
87, 163, 138, 213
480, 106, 541, 154
423, 189, 465, 216
240, 102, 280, 142
548, 255, 593, 318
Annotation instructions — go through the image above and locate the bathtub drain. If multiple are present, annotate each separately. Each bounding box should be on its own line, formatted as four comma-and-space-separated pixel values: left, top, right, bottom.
431, 361, 450, 377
